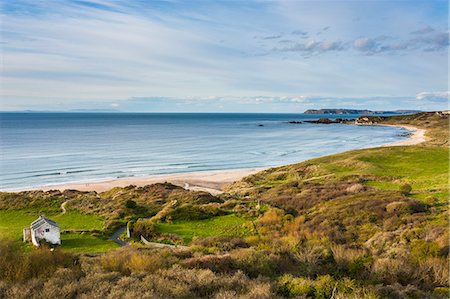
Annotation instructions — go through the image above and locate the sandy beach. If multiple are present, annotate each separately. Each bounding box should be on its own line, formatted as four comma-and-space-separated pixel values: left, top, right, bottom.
37, 168, 264, 194
27, 124, 427, 194
379, 124, 427, 147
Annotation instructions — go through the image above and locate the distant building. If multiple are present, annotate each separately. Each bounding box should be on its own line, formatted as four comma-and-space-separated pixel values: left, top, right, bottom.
23, 216, 61, 246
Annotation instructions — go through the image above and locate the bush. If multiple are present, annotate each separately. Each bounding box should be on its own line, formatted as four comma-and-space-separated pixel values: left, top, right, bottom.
230, 249, 278, 278
278, 274, 314, 298
433, 287, 450, 297
314, 275, 336, 299
167, 204, 214, 220
124, 200, 137, 209
191, 236, 249, 252
132, 220, 158, 239
100, 248, 178, 274
410, 240, 441, 262
0, 239, 78, 282
399, 183, 412, 195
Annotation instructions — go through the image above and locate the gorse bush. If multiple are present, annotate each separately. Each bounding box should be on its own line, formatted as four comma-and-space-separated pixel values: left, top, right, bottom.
100, 247, 178, 274
0, 239, 77, 282
400, 183, 412, 195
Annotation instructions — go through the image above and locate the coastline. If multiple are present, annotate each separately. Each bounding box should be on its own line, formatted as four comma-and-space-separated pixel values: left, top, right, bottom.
16, 123, 427, 194
377, 124, 427, 146
33, 168, 264, 194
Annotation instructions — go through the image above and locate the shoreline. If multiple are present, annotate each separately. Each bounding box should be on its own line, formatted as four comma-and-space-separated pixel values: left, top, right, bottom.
28, 168, 265, 194
11, 123, 427, 194
376, 124, 427, 146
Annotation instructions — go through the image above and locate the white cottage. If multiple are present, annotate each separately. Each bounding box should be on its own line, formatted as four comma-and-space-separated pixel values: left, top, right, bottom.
24, 216, 61, 246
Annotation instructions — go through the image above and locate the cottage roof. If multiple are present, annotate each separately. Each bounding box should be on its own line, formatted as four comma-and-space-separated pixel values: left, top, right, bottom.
31, 215, 60, 230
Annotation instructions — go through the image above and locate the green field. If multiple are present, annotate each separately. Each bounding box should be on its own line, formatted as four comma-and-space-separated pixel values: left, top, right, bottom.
60, 234, 119, 253
317, 146, 449, 201
155, 214, 255, 243
244, 146, 449, 202
0, 209, 117, 252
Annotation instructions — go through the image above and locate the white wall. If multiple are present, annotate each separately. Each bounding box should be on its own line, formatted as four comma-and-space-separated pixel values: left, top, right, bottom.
31, 223, 61, 246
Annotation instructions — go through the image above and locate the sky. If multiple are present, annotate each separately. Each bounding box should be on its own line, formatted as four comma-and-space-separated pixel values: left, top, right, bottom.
0, 0, 449, 112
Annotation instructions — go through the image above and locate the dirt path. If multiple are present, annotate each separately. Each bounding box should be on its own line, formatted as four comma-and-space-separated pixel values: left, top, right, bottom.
110, 226, 128, 246
60, 201, 68, 214
140, 235, 188, 249
303, 174, 334, 182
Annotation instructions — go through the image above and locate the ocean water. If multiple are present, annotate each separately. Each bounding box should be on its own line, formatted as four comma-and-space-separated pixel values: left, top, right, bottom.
0, 113, 410, 190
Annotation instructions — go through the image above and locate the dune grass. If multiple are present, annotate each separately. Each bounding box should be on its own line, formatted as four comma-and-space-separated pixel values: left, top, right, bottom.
155, 214, 255, 243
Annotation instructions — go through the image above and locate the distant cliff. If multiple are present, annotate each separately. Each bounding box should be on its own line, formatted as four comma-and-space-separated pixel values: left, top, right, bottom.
304, 109, 421, 115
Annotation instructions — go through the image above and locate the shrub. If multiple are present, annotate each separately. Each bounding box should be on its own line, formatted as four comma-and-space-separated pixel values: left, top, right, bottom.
371, 258, 412, 285
0, 239, 78, 282
182, 254, 234, 273
167, 204, 214, 220
346, 184, 366, 194
417, 257, 449, 286
331, 245, 366, 270
124, 199, 137, 209
191, 236, 249, 252
278, 274, 314, 298
433, 287, 450, 297
314, 275, 336, 299
132, 219, 158, 239
230, 249, 278, 278
100, 248, 178, 274
399, 183, 412, 195
386, 200, 427, 214
410, 240, 441, 262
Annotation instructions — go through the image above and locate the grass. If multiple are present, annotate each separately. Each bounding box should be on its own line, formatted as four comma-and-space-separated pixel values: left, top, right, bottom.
0, 209, 106, 242
304, 146, 448, 200
60, 234, 119, 253
155, 214, 255, 243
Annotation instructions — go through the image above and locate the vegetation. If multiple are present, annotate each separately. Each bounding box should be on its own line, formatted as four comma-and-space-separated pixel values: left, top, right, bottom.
155, 214, 255, 243
0, 112, 448, 298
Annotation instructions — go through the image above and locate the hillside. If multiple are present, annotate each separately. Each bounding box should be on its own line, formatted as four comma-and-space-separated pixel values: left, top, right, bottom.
0, 112, 448, 298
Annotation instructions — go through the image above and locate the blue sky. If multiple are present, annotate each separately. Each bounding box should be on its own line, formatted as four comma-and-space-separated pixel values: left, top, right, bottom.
1, 0, 448, 112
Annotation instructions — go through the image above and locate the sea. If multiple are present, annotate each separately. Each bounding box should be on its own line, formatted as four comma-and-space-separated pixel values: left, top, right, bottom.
0, 113, 411, 191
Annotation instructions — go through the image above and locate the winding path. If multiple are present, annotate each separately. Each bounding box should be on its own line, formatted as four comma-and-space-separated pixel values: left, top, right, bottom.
60, 201, 68, 214
110, 226, 128, 246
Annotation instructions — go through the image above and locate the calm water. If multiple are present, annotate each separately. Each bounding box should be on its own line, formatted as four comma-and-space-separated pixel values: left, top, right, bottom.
0, 113, 409, 190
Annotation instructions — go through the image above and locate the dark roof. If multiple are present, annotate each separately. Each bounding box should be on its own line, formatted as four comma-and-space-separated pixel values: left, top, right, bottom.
31, 215, 60, 230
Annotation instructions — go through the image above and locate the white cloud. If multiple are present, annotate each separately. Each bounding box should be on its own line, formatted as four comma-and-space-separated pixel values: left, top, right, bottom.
416, 91, 450, 102
1, 0, 448, 111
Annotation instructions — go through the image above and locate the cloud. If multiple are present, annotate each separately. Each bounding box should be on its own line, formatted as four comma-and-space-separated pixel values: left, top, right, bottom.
353, 37, 377, 52
291, 30, 308, 36
411, 26, 435, 35
352, 30, 449, 54
416, 91, 450, 102
1, 1, 448, 111
261, 34, 282, 40
277, 40, 346, 56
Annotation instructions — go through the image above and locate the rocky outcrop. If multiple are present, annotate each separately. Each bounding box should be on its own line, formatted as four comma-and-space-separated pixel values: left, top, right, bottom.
303, 118, 355, 124
304, 109, 377, 115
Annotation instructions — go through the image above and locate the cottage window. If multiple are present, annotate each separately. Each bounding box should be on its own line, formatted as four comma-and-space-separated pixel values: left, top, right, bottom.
45, 228, 50, 232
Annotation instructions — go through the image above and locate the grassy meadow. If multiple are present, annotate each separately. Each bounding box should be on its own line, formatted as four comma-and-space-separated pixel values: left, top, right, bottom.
154, 214, 255, 243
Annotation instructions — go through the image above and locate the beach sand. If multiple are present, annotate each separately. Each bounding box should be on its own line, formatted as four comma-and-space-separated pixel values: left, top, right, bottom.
30, 124, 427, 194
37, 168, 263, 194
379, 124, 427, 147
